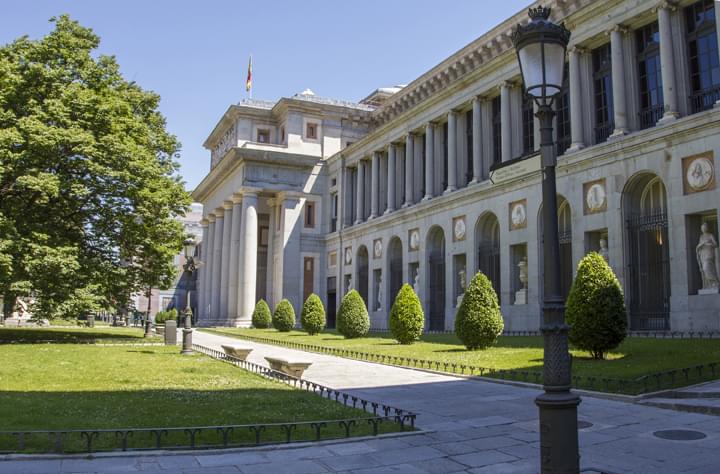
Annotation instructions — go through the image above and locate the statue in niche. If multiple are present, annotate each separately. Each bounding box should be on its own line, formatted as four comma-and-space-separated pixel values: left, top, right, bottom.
696, 222, 719, 292
457, 266, 467, 307
413, 267, 420, 294
375, 273, 383, 310
599, 238, 609, 263
518, 257, 528, 290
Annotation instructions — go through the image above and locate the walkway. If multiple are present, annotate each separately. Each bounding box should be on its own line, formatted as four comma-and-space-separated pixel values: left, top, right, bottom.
3, 330, 720, 473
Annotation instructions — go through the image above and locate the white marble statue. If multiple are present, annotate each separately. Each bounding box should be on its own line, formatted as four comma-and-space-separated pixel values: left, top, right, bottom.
413, 267, 420, 294
518, 257, 528, 290
599, 238, 609, 262
375, 274, 383, 310
696, 223, 719, 292
456, 267, 467, 307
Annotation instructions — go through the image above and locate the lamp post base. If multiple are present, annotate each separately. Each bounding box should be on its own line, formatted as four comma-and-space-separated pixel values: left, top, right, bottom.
181, 328, 193, 355
536, 391, 581, 473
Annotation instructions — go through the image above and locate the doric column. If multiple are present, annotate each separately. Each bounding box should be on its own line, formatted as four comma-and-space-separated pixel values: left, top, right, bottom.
403, 133, 414, 207
219, 201, 232, 322
445, 111, 457, 194
197, 218, 210, 322
210, 208, 224, 323
471, 97, 482, 184
238, 190, 258, 325
500, 81, 512, 162
227, 194, 242, 322
355, 161, 365, 224
609, 25, 629, 137
370, 151, 380, 219
386, 144, 396, 214
423, 123, 434, 201
657, 2, 679, 123
568, 46, 585, 151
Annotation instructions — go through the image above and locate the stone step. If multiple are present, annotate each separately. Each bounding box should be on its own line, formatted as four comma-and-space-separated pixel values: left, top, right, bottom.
638, 397, 720, 416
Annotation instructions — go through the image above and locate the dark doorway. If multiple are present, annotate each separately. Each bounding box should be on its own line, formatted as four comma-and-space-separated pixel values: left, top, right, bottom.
427, 227, 446, 331
327, 277, 337, 329
388, 237, 403, 309
357, 246, 369, 309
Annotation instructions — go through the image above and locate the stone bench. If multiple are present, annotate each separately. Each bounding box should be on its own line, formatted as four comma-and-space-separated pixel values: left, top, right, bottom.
264, 356, 312, 379
221, 344, 253, 361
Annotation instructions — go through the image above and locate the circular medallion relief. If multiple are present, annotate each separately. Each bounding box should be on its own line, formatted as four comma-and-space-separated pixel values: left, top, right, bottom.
344, 248, 352, 265
686, 157, 714, 191
454, 218, 466, 240
409, 230, 420, 250
586, 183, 607, 212
511, 203, 527, 227
373, 240, 383, 258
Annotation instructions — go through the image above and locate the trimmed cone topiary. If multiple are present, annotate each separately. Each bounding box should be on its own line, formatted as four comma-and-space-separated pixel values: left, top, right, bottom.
301, 293, 326, 335
336, 290, 370, 339
454, 271, 504, 350
389, 284, 424, 344
251, 299, 272, 329
272, 299, 296, 332
566, 252, 627, 359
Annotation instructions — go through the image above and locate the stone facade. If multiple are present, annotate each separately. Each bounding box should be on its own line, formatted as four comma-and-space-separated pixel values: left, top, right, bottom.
193, 0, 720, 332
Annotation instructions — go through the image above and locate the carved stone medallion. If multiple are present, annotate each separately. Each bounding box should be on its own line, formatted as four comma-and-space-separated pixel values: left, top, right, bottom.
453, 216, 466, 241
509, 199, 527, 230
409, 228, 420, 251
373, 238, 383, 259
583, 179, 607, 214
683, 152, 715, 194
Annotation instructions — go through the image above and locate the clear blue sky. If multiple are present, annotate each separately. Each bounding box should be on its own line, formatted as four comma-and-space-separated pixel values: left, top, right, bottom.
1, 0, 531, 191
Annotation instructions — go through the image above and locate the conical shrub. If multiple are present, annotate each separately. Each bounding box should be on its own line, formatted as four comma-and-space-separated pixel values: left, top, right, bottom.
251, 299, 272, 328
389, 284, 424, 344
336, 290, 370, 339
272, 299, 295, 332
301, 293, 326, 335
454, 271, 504, 350
566, 252, 627, 359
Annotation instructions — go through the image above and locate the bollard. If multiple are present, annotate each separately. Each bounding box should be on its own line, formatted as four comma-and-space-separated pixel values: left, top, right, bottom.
164, 320, 177, 345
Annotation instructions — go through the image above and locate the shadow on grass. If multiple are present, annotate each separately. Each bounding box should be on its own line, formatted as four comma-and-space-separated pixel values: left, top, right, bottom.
0, 327, 146, 343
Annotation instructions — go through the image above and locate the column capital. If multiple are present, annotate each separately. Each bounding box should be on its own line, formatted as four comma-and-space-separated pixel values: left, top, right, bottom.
200, 218, 210, 227
214, 208, 225, 218
222, 200, 233, 210
207, 214, 216, 223
237, 186, 262, 198
231, 193, 243, 204
606, 24, 629, 36
568, 45, 587, 55
498, 80, 516, 91
654, 0, 677, 13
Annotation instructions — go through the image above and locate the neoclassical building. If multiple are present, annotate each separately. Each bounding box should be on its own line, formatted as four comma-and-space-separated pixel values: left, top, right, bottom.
193, 0, 720, 332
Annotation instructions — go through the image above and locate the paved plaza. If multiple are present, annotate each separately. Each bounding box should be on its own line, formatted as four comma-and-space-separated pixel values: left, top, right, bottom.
3, 330, 720, 473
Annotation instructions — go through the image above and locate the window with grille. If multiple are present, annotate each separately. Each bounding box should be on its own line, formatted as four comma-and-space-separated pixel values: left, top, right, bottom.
556, 62, 571, 155
521, 95, 534, 156
686, 0, 720, 113
592, 43, 614, 143
636, 22, 663, 129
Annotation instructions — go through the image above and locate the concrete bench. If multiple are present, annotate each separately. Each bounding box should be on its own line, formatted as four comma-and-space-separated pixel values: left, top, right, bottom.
221, 344, 253, 361
264, 356, 313, 379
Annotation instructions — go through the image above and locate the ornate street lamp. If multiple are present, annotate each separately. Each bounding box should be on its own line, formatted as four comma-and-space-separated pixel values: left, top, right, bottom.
181, 237, 197, 355
512, 6, 580, 473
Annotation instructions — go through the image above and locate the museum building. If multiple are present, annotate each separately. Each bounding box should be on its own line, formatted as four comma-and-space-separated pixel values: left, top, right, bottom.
192, 0, 720, 332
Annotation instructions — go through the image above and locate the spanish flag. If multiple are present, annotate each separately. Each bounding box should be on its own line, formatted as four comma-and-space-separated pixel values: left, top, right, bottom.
245, 55, 252, 92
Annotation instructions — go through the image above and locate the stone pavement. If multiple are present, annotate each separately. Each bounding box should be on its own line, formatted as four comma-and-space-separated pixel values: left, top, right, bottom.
3, 330, 720, 473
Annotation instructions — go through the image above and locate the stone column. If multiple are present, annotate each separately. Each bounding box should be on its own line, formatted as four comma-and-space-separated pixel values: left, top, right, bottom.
227, 194, 242, 323
210, 208, 224, 323
568, 46, 585, 151
219, 201, 232, 322
445, 111, 457, 194
370, 151, 380, 219
657, 2, 679, 123
471, 97, 482, 184
609, 25, 629, 137
500, 82, 512, 162
423, 123, 434, 201
404, 133, 414, 207
386, 144, 396, 214
238, 190, 258, 325
198, 218, 211, 321
355, 161, 365, 224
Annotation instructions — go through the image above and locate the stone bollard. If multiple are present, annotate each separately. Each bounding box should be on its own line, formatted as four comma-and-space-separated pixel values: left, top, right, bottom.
164, 320, 177, 345
87, 314, 95, 328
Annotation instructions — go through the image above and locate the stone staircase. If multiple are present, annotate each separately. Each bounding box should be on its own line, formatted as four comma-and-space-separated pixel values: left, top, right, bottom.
638, 380, 720, 416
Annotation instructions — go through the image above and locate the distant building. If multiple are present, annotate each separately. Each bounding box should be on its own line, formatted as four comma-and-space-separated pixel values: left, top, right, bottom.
193, 0, 720, 332
134, 203, 204, 318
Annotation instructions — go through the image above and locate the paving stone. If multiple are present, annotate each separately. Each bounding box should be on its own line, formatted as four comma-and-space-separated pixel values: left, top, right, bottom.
61, 458, 140, 472
351, 464, 427, 474
0, 460, 63, 474
196, 452, 268, 467
408, 457, 468, 473
239, 459, 328, 474
325, 441, 377, 456
464, 435, 523, 451
183, 467, 240, 474
369, 446, 446, 465
467, 459, 537, 473
451, 450, 518, 468
430, 441, 477, 456
320, 454, 381, 471
155, 455, 200, 469
264, 446, 335, 462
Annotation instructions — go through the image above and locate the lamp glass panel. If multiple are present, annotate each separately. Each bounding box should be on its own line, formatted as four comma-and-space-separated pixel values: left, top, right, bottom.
518, 43, 545, 94
519, 42, 566, 97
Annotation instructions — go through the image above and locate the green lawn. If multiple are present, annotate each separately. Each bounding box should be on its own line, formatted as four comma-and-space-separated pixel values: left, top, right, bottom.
205, 328, 720, 394
0, 342, 401, 452
0, 326, 156, 343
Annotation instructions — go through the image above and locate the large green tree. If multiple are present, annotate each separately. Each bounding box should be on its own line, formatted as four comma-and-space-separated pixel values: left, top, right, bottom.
0, 16, 190, 319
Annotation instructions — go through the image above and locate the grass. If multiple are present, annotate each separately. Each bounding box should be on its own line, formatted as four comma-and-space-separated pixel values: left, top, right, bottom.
0, 340, 401, 452
205, 328, 720, 394
0, 326, 159, 343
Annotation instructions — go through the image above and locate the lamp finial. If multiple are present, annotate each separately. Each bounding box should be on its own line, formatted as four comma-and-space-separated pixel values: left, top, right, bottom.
528, 5, 551, 21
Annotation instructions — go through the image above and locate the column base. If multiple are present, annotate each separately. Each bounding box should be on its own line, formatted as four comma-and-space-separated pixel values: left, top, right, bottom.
401, 202, 413, 208
657, 112, 679, 126
443, 187, 456, 195
468, 179, 480, 185
421, 195, 433, 202
368, 214, 377, 220
354, 219, 363, 225
566, 143, 585, 153
608, 128, 628, 140
383, 208, 395, 215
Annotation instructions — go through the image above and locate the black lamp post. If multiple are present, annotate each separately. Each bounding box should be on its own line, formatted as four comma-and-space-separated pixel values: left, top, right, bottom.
512, 6, 580, 473
181, 237, 197, 355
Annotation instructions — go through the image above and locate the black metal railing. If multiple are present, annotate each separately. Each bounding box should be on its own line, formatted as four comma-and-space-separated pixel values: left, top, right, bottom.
594, 122, 614, 143
690, 85, 720, 114
638, 105, 664, 130
206, 331, 720, 396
